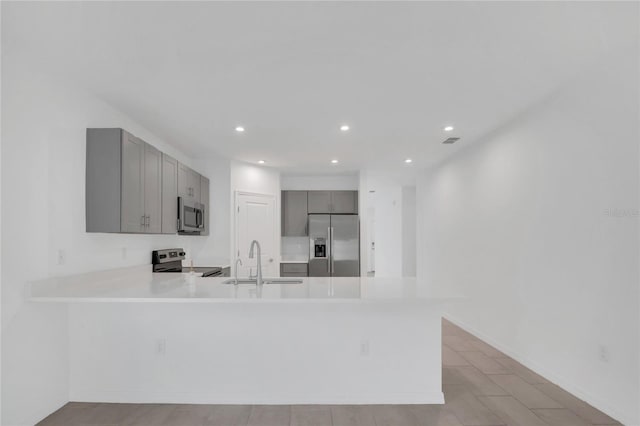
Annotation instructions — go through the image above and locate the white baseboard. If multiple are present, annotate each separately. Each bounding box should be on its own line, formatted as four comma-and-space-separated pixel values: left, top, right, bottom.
69, 390, 444, 406
443, 314, 635, 426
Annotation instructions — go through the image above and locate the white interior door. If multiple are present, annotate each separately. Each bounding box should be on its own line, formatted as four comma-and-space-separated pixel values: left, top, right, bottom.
235, 192, 277, 277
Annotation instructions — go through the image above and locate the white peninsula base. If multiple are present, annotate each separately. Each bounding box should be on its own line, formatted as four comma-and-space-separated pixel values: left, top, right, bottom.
29, 267, 449, 405
69, 302, 443, 405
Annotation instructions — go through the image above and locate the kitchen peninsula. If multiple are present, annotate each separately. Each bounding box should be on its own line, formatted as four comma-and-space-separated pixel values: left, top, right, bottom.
29, 267, 450, 406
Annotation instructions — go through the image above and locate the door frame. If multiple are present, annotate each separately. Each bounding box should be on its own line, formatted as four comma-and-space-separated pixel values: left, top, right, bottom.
233, 191, 278, 276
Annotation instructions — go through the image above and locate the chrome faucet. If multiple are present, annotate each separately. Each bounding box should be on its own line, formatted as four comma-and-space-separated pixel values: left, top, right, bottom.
248, 240, 263, 286
234, 258, 243, 285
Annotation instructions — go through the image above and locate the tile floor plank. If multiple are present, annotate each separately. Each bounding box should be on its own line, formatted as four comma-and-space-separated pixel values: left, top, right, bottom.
477, 396, 549, 426
533, 384, 620, 425
410, 405, 465, 426
122, 404, 178, 426
459, 352, 509, 375
443, 345, 472, 367
454, 367, 509, 396
291, 405, 332, 426
493, 358, 549, 385
330, 405, 376, 426
247, 405, 291, 426
532, 408, 591, 426
205, 405, 251, 426
443, 385, 506, 426
488, 375, 562, 409
444, 335, 480, 352
372, 405, 421, 426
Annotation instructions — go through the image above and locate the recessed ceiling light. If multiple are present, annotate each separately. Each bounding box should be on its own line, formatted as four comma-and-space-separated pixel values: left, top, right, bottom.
405, 158, 413, 164
340, 125, 350, 132
258, 160, 265, 164
444, 126, 454, 132
235, 126, 245, 132
331, 159, 339, 164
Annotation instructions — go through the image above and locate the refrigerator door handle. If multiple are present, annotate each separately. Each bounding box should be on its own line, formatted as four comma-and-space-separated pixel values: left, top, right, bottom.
330, 227, 334, 274
327, 227, 331, 273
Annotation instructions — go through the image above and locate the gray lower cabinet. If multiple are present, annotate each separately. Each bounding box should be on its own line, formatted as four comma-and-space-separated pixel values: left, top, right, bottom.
200, 175, 210, 236
282, 190, 308, 236
281, 263, 308, 277
307, 190, 358, 214
161, 153, 178, 234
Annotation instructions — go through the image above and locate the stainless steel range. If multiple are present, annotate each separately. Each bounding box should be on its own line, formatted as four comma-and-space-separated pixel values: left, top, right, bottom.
152, 248, 222, 277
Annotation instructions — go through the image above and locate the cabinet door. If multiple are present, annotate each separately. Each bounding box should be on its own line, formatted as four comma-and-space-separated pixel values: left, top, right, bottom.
200, 175, 210, 236
190, 170, 201, 203
177, 162, 191, 199
282, 191, 308, 236
307, 191, 332, 214
161, 154, 178, 234
143, 143, 162, 233
331, 191, 358, 214
120, 132, 145, 233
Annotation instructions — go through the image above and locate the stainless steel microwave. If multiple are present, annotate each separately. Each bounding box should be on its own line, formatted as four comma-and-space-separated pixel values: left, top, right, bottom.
178, 197, 204, 233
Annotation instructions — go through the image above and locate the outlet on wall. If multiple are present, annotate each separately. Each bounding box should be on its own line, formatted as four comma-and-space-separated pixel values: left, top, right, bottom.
57, 249, 66, 265
156, 338, 167, 356
598, 344, 610, 363
360, 340, 370, 357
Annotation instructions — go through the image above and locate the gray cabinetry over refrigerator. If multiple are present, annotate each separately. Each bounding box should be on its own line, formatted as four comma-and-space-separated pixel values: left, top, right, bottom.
87, 128, 161, 234
307, 191, 358, 214
281, 190, 308, 236
161, 153, 178, 234
200, 175, 210, 236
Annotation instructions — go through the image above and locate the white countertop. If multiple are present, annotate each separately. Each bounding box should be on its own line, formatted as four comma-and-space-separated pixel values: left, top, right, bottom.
28, 266, 458, 304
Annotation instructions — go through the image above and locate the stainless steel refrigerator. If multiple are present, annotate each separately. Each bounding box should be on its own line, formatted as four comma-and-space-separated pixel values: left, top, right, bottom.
308, 214, 360, 277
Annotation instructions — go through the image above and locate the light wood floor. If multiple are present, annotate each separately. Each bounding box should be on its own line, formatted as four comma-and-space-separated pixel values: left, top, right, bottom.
37, 319, 621, 426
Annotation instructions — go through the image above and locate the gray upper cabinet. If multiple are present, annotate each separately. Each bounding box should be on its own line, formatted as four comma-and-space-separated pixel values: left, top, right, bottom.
330, 190, 358, 214
120, 132, 146, 233
86, 128, 209, 235
307, 190, 358, 214
161, 153, 178, 234
282, 191, 308, 236
143, 143, 162, 233
307, 191, 332, 214
200, 175, 210, 236
178, 162, 201, 202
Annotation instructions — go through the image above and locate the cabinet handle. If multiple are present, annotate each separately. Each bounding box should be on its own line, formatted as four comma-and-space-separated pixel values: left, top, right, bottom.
141, 215, 145, 226
146, 215, 150, 227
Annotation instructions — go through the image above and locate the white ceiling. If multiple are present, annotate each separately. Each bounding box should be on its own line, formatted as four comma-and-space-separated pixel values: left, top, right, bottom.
2, 1, 636, 177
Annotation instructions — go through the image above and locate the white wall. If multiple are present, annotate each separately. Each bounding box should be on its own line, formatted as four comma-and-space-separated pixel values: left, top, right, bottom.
360, 172, 405, 278
229, 161, 281, 275
281, 174, 358, 191
416, 52, 639, 425
0, 57, 227, 425
401, 186, 416, 277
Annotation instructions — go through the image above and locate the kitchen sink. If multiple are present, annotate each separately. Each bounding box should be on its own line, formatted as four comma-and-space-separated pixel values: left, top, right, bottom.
221, 278, 303, 285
